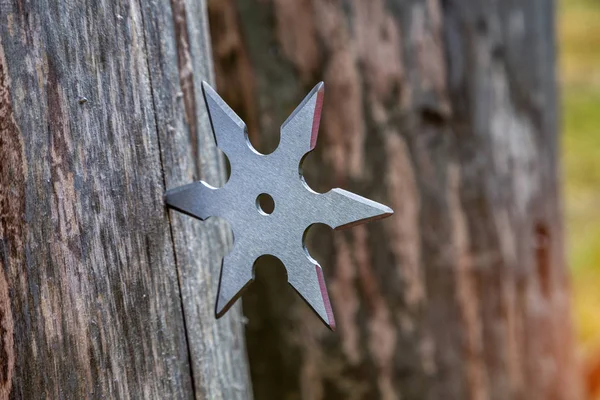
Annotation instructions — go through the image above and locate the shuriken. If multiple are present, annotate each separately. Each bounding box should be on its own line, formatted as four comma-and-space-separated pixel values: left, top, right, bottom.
165, 82, 393, 330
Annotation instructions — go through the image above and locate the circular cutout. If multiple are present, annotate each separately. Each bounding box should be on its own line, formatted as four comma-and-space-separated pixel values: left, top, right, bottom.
256, 193, 275, 215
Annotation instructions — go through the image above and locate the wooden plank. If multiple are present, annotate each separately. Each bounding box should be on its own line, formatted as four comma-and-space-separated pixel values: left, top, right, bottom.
0, 0, 251, 398
139, 0, 252, 398
0, 0, 193, 396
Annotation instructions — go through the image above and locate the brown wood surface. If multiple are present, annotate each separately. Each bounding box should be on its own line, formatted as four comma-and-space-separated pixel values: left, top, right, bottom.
0, 0, 251, 399
208, 0, 581, 399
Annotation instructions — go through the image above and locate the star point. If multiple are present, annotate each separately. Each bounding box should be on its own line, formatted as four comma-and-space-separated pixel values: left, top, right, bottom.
165, 82, 393, 329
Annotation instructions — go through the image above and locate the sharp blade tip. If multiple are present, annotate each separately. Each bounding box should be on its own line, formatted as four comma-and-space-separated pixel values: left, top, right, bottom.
366, 204, 395, 223
201, 81, 219, 100
381, 205, 394, 216
214, 271, 253, 319
214, 295, 231, 319
314, 264, 336, 330
310, 82, 325, 100
328, 320, 337, 331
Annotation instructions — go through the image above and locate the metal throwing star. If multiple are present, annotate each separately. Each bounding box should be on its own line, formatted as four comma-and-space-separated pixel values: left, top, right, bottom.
165, 82, 394, 330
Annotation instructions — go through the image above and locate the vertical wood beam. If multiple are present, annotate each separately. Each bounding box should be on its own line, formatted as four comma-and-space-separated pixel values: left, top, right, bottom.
0, 0, 251, 398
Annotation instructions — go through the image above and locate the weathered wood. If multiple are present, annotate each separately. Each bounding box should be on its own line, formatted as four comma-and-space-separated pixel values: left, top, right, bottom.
0, 0, 251, 398
140, 0, 252, 398
208, 0, 581, 398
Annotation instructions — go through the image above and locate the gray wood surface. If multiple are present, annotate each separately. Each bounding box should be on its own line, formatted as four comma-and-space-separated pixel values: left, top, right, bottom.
0, 0, 251, 398
140, 0, 252, 398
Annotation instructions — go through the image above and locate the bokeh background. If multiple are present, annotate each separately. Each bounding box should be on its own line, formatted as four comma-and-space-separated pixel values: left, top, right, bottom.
560, 0, 600, 392
208, 0, 587, 398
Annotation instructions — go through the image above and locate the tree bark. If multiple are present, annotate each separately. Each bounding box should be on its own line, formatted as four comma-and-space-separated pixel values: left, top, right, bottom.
208, 0, 581, 399
0, 0, 251, 399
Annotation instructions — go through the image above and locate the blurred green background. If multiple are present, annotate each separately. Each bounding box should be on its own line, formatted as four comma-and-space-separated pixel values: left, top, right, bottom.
560, 0, 600, 368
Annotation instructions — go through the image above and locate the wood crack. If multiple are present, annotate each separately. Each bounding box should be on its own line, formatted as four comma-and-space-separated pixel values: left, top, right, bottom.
136, 1, 197, 398
170, 0, 200, 180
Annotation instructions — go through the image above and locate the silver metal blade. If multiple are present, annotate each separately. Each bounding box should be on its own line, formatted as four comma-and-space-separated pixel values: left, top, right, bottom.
317, 188, 394, 230
215, 246, 254, 318
164, 181, 221, 221
286, 253, 335, 329
279, 82, 324, 159
202, 81, 250, 157
165, 82, 394, 330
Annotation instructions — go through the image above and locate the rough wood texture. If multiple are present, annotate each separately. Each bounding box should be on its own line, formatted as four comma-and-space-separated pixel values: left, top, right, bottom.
140, 0, 252, 398
0, 0, 251, 398
208, 0, 581, 399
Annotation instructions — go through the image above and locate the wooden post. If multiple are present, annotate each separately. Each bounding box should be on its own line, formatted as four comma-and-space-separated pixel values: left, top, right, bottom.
0, 0, 251, 398
208, 0, 581, 398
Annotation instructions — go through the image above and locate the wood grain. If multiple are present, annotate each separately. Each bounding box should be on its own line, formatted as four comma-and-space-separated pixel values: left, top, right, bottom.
0, 0, 251, 398
139, 0, 252, 397
209, 0, 581, 398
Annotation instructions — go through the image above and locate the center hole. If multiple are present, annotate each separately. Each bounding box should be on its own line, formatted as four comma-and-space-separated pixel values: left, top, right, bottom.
256, 193, 275, 215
